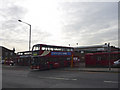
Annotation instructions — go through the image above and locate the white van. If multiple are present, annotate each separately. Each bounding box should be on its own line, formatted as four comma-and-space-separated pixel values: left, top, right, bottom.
113, 59, 120, 67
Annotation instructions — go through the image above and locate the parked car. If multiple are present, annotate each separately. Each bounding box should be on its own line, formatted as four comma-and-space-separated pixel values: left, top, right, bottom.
5, 60, 15, 66
9, 60, 15, 66
113, 59, 120, 67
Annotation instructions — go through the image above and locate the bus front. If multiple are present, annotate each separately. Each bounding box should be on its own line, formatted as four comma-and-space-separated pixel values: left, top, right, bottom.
31, 44, 41, 69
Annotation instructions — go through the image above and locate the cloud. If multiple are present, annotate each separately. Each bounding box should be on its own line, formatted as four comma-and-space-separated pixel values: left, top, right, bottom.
0, 0, 118, 52
0, 0, 28, 51
32, 28, 53, 44
59, 2, 118, 46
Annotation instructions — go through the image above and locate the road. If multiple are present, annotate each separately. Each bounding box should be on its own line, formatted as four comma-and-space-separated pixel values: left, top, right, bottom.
0, 64, 2, 90
2, 65, 119, 88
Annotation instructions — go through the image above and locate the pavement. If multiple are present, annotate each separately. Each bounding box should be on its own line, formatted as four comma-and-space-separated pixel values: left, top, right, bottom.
63, 62, 120, 73
64, 67, 120, 73
2, 64, 120, 73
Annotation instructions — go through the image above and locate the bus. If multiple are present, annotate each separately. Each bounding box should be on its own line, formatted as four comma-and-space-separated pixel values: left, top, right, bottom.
15, 51, 32, 66
85, 52, 120, 67
31, 44, 79, 70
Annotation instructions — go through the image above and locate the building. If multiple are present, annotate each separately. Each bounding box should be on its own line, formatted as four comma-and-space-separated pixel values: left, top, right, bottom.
0, 46, 16, 62
74, 43, 120, 62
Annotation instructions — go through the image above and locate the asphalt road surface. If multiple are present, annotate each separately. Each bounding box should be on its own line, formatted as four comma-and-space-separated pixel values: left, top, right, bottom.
2, 65, 119, 88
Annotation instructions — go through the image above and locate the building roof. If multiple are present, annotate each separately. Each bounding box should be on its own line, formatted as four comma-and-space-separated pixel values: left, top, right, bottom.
74, 44, 108, 49
0, 46, 13, 51
33, 44, 73, 49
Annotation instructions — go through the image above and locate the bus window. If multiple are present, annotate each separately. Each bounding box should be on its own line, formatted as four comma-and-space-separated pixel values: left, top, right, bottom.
97, 56, 102, 61
33, 46, 36, 51
47, 47, 50, 51
64, 48, 67, 51
61, 48, 63, 51
102, 55, 107, 60
62, 48, 66, 51
33, 46, 40, 51
57, 48, 61, 51
46, 47, 49, 51
51, 48, 53, 51
95, 55, 101, 61
44, 47, 46, 50
67, 49, 71, 51
67, 48, 69, 51
71, 49, 73, 51
54, 48, 57, 51
42, 47, 45, 50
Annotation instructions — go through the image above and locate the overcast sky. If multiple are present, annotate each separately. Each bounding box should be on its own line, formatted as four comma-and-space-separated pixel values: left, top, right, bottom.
0, 0, 119, 52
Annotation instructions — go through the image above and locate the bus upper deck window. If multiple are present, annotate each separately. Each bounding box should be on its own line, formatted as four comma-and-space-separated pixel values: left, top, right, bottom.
50, 47, 53, 51
33, 46, 39, 51
48, 47, 51, 51
42, 47, 45, 50
33, 46, 36, 51
61, 49, 64, 51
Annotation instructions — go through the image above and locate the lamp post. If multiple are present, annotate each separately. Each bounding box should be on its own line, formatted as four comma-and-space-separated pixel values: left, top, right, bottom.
108, 43, 111, 71
76, 43, 78, 46
18, 20, 31, 51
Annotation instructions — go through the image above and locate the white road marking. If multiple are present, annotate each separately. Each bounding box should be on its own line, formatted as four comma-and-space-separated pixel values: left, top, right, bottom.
38, 76, 77, 81
104, 81, 119, 84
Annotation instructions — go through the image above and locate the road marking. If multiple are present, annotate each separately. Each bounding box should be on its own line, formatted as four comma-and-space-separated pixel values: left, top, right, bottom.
38, 76, 77, 81
104, 81, 119, 84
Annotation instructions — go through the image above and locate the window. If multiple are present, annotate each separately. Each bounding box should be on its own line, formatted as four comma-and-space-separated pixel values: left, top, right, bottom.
48, 47, 51, 51
67, 57, 71, 61
5, 52, 8, 56
81, 51, 84, 53
10, 52, 13, 56
97, 56, 102, 61
42, 47, 45, 50
70, 49, 73, 51
67, 49, 70, 51
102, 55, 107, 60
50, 48, 53, 51
61, 48, 64, 51
33, 46, 40, 51
57, 48, 61, 51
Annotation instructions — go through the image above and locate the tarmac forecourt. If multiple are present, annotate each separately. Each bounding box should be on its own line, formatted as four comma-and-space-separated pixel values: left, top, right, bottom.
2, 64, 119, 73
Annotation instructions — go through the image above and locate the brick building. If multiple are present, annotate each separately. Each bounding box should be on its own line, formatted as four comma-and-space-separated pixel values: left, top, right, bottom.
0, 46, 16, 62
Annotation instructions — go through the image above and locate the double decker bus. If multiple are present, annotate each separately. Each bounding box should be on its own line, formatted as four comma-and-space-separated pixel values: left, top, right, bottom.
85, 52, 120, 67
31, 44, 78, 70
15, 51, 32, 66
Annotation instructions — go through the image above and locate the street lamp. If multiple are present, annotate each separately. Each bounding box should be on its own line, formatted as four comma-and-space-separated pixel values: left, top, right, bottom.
108, 43, 111, 71
76, 43, 78, 46
18, 20, 31, 51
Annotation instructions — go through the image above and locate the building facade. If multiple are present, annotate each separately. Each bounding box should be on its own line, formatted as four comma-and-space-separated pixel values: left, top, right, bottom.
74, 44, 120, 62
0, 46, 16, 62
